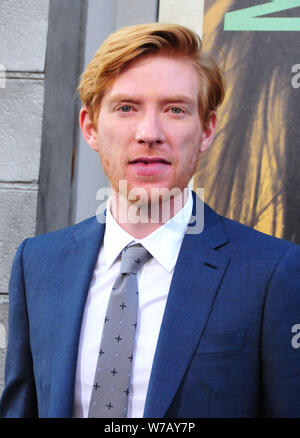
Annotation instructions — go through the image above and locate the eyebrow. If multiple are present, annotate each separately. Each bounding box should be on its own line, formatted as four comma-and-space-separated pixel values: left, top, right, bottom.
160, 95, 196, 105
106, 93, 196, 106
107, 94, 139, 104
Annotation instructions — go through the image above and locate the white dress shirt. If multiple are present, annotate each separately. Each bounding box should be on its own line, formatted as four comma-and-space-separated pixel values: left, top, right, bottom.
72, 189, 193, 418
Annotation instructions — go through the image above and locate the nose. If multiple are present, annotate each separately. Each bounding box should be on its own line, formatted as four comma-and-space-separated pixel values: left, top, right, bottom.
135, 110, 165, 146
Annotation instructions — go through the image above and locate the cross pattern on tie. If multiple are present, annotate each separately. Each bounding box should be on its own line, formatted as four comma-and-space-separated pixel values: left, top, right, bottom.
88, 244, 151, 418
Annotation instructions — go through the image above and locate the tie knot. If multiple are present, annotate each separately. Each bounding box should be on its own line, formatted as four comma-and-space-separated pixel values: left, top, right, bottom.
120, 244, 151, 275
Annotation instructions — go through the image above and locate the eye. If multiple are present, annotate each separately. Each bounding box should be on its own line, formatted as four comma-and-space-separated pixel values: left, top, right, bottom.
118, 105, 132, 112
170, 107, 184, 114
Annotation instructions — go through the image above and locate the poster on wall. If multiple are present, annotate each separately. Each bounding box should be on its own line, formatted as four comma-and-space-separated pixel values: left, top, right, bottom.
194, 0, 300, 243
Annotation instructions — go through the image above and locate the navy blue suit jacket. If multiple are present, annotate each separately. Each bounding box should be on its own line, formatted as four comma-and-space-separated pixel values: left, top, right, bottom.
1, 195, 300, 417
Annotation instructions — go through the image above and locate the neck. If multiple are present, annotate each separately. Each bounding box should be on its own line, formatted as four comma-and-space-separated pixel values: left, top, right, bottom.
110, 189, 189, 239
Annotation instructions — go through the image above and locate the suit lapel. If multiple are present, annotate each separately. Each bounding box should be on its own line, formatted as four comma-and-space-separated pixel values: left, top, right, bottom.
48, 217, 105, 417
143, 200, 230, 418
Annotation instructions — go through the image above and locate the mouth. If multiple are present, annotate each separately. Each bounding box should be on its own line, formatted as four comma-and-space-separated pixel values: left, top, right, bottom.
128, 156, 171, 165
128, 156, 171, 176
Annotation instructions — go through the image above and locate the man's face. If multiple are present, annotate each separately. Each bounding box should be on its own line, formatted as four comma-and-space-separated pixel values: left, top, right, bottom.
82, 55, 215, 201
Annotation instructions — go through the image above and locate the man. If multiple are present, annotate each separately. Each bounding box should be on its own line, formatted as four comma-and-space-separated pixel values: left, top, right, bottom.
0, 23, 300, 418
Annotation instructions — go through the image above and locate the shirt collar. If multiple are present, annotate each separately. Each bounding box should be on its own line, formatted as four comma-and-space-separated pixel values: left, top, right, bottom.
103, 189, 193, 272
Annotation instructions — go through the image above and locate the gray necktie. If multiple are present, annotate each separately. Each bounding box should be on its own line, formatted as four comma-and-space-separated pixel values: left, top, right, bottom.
88, 244, 151, 418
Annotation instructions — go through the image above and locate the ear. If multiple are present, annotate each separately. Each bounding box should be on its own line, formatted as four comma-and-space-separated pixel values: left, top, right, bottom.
200, 110, 217, 152
79, 107, 99, 151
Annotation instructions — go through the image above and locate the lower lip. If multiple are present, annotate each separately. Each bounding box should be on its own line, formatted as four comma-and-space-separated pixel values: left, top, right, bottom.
128, 162, 170, 176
